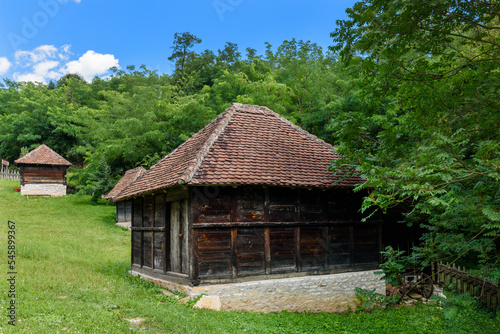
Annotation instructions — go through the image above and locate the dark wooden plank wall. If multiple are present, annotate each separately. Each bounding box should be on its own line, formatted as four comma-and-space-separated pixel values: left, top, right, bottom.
131, 194, 168, 273
116, 201, 132, 223
192, 186, 382, 279
21, 166, 67, 184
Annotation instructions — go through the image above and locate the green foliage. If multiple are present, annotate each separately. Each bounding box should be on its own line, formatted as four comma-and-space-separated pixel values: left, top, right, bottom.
330, 0, 500, 270
354, 288, 400, 312
0, 35, 356, 203
1, 179, 499, 333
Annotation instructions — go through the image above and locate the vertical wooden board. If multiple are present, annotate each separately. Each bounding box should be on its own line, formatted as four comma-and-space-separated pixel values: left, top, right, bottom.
299, 227, 325, 269
181, 199, 189, 275
264, 227, 271, 274
170, 201, 180, 273
231, 227, 237, 277
235, 187, 265, 222
132, 198, 143, 227
298, 189, 323, 222
143, 196, 154, 227
264, 187, 270, 222
236, 227, 265, 275
268, 187, 296, 222
132, 231, 142, 266
116, 202, 125, 222
192, 229, 199, 280
153, 232, 164, 271
125, 201, 132, 222
353, 225, 379, 264
269, 227, 296, 272
327, 226, 350, 266
164, 201, 171, 272
197, 228, 232, 277
143, 232, 152, 268
154, 194, 165, 227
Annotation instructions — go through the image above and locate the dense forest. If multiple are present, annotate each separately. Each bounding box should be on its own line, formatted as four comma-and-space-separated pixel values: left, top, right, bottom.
1, 1, 498, 275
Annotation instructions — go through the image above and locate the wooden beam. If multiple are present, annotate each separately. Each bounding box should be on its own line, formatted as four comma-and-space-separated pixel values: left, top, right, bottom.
295, 227, 301, 272
231, 227, 237, 277
264, 187, 269, 222
192, 228, 199, 283
131, 227, 166, 232
264, 227, 271, 274
192, 220, 382, 229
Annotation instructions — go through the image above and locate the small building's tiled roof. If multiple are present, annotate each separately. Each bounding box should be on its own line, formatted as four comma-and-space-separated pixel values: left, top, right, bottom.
105, 166, 146, 201
115, 103, 364, 200
15, 144, 72, 166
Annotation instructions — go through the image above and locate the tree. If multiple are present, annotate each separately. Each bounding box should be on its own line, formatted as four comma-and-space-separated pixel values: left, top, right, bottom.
168, 32, 202, 71
330, 1, 500, 271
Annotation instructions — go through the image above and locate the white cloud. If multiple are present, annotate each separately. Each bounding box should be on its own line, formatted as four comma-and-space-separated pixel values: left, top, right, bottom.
63, 50, 119, 82
0, 57, 11, 75
13, 72, 46, 83
15, 45, 69, 67
12, 45, 119, 84
14, 60, 60, 83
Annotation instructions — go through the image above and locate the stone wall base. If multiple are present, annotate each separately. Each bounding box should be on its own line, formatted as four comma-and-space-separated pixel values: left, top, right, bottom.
21, 183, 67, 196
131, 270, 385, 313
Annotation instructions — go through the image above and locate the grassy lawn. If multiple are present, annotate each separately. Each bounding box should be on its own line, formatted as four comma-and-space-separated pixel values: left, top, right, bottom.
0, 179, 498, 333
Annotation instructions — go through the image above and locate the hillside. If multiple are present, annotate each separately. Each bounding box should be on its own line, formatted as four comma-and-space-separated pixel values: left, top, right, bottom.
0, 180, 498, 333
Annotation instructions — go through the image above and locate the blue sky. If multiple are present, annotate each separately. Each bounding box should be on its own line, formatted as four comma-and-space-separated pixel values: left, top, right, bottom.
0, 0, 356, 83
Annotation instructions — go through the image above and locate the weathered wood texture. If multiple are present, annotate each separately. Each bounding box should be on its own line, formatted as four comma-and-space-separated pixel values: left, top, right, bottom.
20, 165, 67, 184
191, 186, 381, 279
438, 263, 499, 311
116, 201, 132, 223
131, 186, 381, 282
131, 189, 189, 276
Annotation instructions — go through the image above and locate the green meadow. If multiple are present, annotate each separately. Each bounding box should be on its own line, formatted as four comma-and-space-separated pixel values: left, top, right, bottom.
0, 180, 498, 333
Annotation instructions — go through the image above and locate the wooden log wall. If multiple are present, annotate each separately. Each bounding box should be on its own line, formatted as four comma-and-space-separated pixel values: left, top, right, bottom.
131, 194, 169, 273
438, 262, 499, 311
20, 165, 67, 184
192, 186, 381, 280
116, 201, 132, 223
131, 188, 190, 280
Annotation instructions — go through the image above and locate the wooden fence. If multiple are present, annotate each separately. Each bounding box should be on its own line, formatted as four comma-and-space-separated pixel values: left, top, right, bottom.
0, 170, 20, 181
437, 262, 499, 310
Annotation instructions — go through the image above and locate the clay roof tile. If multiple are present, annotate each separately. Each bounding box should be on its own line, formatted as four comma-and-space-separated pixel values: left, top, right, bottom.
115, 103, 364, 200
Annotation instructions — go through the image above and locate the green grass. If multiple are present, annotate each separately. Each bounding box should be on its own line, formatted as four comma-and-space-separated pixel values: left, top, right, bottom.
0, 179, 498, 333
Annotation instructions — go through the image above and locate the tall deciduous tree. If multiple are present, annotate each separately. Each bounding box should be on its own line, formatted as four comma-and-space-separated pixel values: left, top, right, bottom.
330, 1, 500, 269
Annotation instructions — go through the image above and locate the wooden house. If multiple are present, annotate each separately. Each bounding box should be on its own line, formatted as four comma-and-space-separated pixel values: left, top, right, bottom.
15, 144, 72, 197
105, 167, 146, 227
115, 104, 382, 286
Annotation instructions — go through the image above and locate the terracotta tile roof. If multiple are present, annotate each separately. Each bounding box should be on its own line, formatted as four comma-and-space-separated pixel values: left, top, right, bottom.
105, 166, 146, 201
115, 103, 364, 200
14, 144, 72, 166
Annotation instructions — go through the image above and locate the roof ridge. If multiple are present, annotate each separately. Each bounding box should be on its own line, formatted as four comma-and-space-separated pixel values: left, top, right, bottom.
234, 103, 338, 154
123, 166, 146, 175
16, 144, 47, 162
178, 104, 237, 184
108, 166, 147, 201
14, 143, 72, 165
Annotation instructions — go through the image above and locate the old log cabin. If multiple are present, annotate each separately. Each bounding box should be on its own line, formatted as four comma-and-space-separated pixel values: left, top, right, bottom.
115, 103, 382, 286
105, 166, 146, 227
15, 144, 72, 197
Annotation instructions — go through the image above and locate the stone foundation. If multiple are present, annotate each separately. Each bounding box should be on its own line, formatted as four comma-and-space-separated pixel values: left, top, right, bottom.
21, 183, 67, 196
132, 270, 385, 313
